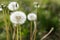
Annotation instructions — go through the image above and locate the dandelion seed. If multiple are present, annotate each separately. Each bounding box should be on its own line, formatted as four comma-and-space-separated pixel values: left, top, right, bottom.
28, 13, 37, 21
10, 11, 26, 24
8, 2, 19, 11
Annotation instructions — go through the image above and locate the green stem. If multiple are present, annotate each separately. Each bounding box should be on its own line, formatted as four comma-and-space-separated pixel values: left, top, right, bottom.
12, 27, 16, 40
20, 25, 22, 40
17, 25, 18, 40
30, 21, 33, 40
33, 21, 37, 40
3, 9, 9, 40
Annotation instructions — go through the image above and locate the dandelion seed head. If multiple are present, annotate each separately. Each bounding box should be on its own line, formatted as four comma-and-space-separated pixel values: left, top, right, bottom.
10, 11, 26, 24
8, 2, 19, 11
34, 5, 40, 8
1, 4, 6, 8
28, 13, 37, 21
33, 2, 40, 8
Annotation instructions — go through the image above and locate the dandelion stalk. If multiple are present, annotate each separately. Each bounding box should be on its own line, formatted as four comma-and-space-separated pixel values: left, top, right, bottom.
30, 21, 33, 40
33, 6, 38, 40
5, 21, 9, 40
7, 9, 11, 40
20, 25, 22, 40
12, 26, 16, 40
40, 27, 54, 40
3, 8, 9, 40
33, 21, 37, 40
17, 25, 18, 40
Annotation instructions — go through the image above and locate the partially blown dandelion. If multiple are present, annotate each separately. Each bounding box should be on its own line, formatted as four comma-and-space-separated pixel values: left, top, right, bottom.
8, 2, 19, 11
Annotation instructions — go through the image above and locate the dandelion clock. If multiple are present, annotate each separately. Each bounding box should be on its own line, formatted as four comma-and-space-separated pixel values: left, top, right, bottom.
10, 11, 26, 24
8, 2, 19, 11
28, 13, 37, 21
10, 11, 26, 40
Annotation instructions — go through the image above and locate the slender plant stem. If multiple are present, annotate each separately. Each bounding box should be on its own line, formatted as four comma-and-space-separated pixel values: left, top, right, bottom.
6, 9, 12, 40
33, 3, 38, 40
33, 21, 37, 40
30, 21, 33, 40
3, 9, 9, 40
5, 22, 9, 40
20, 25, 22, 40
17, 25, 18, 40
40, 27, 54, 40
12, 27, 16, 40
5, 21, 9, 40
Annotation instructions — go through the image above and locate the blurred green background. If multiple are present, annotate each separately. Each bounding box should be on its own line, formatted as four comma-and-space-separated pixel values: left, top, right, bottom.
0, 0, 60, 40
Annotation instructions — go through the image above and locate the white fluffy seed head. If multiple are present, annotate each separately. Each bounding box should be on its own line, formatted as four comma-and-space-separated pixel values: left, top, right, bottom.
27, 13, 37, 21
10, 11, 26, 24
8, 2, 19, 11
33, 2, 40, 8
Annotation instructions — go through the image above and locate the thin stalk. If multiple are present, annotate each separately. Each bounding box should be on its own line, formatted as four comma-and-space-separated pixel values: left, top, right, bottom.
5, 20, 9, 40
33, 21, 37, 40
30, 21, 33, 40
12, 27, 16, 40
20, 25, 22, 40
40, 27, 54, 40
7, 10, 11, 40
3, 9, 9, 40
33, 4, 37, 40
17, 25, 18, 40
